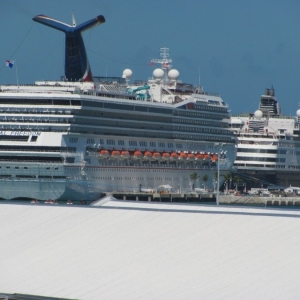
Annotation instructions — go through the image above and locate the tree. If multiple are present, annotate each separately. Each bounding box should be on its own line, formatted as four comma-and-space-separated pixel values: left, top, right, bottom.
189, 172, 200, 191
233, 175, 242, 192
222, 172, 232, 194
201, 174, 209, 191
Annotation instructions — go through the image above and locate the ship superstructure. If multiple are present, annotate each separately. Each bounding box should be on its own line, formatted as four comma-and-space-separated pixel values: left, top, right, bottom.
230, 88, 300, 188
0, 14, 236, 201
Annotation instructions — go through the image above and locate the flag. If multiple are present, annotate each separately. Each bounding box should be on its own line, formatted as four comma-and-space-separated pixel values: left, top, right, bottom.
6, 60, 14, 68
149, 61, 154, 66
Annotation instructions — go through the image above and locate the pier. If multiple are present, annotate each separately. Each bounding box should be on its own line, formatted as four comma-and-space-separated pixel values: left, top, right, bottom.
219, 195, 300, 207
102, 192, 300, 207
103, 191, 215, 203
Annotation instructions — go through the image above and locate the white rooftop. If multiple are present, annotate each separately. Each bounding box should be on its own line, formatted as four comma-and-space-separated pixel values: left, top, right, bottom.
1, 201, 300, 299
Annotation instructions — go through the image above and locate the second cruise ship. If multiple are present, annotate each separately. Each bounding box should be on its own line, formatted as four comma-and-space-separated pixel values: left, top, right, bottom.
230, 87, 300, 188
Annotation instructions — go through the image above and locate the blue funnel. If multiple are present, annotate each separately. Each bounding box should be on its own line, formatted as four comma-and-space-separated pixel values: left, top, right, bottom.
33, 14, 105, 82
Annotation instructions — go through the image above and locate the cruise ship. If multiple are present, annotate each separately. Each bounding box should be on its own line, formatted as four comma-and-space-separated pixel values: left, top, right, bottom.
0, 13, 236, 201
230, 87, 300, 188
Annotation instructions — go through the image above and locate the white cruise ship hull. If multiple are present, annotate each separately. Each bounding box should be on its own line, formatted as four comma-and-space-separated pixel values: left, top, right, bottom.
0, 166, 233, 201
0, 133, 235, 201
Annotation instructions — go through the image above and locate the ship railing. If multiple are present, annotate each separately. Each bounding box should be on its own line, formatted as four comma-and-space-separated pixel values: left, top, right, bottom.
231, 113, 295, 119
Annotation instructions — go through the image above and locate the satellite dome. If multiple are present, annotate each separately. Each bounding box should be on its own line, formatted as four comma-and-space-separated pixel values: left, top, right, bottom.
168, 69, 180, 80
122, 69, 132, 79
297, 109, 300, 117
153, 68, 164, 79
254, 110, 263, 119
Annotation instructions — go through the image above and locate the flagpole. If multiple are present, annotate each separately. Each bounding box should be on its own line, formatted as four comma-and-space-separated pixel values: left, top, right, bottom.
15, 59, 19, 89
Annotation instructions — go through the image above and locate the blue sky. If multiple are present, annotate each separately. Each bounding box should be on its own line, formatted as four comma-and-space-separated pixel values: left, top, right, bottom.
1, 0, 300, 115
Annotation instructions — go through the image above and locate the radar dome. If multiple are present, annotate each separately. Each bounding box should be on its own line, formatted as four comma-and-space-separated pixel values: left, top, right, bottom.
297, 109, 300, 117
254, 110, 263, 119
153, 68, 164, 79
122, 69, 132, 79
168, 69, 180, 80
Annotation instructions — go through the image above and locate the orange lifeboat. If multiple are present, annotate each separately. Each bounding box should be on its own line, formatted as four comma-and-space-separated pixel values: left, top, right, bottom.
196, 153, 204, 161
162, 153, 170, 161
203, 153, 211, 160
133, 150, 142, 160
99, 149, 109, 159
110, 150, 120, 160
170, 152, 178, 161
211, 154, 218, 162
187, 153, 195, 161
178, 152, 187, 161
152, 152, 161, 161
143, 151, 152, 160
120, 150, 130, 159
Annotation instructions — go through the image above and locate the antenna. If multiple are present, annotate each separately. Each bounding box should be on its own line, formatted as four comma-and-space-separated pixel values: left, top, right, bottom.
150, 47, 172, 82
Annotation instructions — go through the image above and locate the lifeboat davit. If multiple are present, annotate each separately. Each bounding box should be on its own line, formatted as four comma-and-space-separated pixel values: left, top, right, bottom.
162, 153, 170, 161
211, 154, 218, 162
152, 152, 161, 161
170, 152, 178, 161
178, 152, 187, 161
187, 153, 195, 161
133, 150, 142, 160
110, 150, 120, 159
143, 151, 152, 160
120, 150, 130, 159
99, 150, 109, 159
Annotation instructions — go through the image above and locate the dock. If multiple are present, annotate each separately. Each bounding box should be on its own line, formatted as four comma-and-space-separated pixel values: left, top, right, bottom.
103, 191, 215, 202
102, 192, 300, 207
219, 194, 300, 206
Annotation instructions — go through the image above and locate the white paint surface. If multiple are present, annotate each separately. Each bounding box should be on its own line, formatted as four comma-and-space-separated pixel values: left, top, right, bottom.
1, 201, 300, 299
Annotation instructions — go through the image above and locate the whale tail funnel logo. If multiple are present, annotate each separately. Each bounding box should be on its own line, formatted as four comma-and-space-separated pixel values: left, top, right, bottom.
33, 14, 105, 82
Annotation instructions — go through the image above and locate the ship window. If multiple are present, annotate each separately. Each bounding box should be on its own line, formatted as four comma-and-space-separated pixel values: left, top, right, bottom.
118, 140, 125, 146
167, 143, 174, 148
87, 138, 95, 144
135, 106, 148, 112
30, 136, 38, 142
107, 139, 115, 145
66, 157, 75, 163
53, 99, 70, 106
104, 103, 132, 111
129, 141, 137, 146
69, 137, 78, 143
139, 141, 147, 147
0, 135, 29, 142
71, 100, 81, 106
100, 139, 104, 144
158, 142, 165, 147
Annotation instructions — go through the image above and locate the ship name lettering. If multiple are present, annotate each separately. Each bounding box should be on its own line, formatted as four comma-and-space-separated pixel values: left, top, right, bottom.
10, 131, 41, 136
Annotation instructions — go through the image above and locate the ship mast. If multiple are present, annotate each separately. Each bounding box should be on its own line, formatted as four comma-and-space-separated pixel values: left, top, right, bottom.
150, 47, 172, 83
